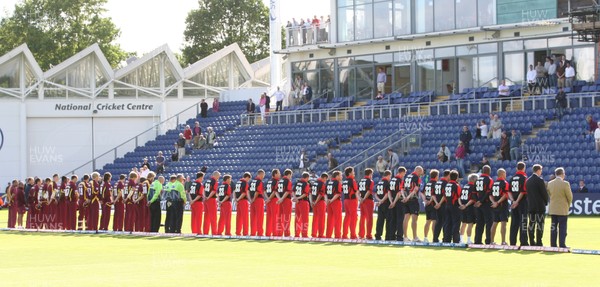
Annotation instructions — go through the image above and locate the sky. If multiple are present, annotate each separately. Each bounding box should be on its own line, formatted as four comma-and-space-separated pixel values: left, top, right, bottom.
1, 0, 330, 56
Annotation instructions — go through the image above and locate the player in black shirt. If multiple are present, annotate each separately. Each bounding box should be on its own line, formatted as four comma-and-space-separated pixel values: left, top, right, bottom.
442, 170, 461, 243
389, 167, 407, 241
375, 170, 392, 241
474, 165, 494, 245
509, 162, 528, 246
490, 169, 509, 245
421, 169, 438, 243
402, 166, 423, 242
358, 168, 375, 240
459, 174, 478, 244
432, 170, 450, 243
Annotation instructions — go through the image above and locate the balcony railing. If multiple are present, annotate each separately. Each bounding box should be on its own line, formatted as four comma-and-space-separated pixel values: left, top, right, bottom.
286, 22, 331, 47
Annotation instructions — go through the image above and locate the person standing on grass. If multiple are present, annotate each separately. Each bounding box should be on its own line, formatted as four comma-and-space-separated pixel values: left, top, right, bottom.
292, 172, 311, 238
459, 174, 478, 244
249, 170, 266, 237
490, 169, 509, 245
189, 172, 205, 234
509, 162, 528, 246
112, 175, 125, 232
442, 171, 461, 243
358, 168, 375, 240
277, 169, 294, 237
402, 166, 423, 242
526, 164, 548, 246
234, 173, 251, 237
149, 175, 165, 233
265, 169, 281, 237
374, 170, 391, 241
389, 167, 406, 241
421, 169, 438, 243
342, 167, 359, 240
14, 182, 26, 229
474, 166, 494, 245
217, 175, 233, 236
99, 173, 113, 231
547, 168, 572, 248
203, 171, 220, 235
311, 173, 328, 238
325, 171, 343, 239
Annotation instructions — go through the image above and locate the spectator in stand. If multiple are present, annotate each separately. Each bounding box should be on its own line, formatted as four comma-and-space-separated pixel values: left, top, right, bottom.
212, 98, 219, 112
206, 127, 216, 148
141, 158, 151, 169
302, 83, 313, 104
171, 143, 179, 162
155, 151, 165, 174
387, 149, 399, 170
177, 134, 186, 158
594, 122, 600, 152
140, 165, 150, 178
265, 93, 271, 114
477, 156, 491, 173
498, 80, 510, 97
312, 15, 320, 42
192, 121, 202, 148
292, 75, 303, 106
200, 99, 208, 118
556, 61, 566, 89
584, 115, 598, 139
455, 141, 466, 178
477, 120, 488, 139
246, 99, 256, 125
183, 125, 193, 146
535, 61, 547, 92
565, 62, 575, 88
510, 130, 522, 161
299, 149, 309, 172
375, 91, 384, 100
460, 126, 472, 154
555, 88, 567, 120
375, 156, 387, 177
259, 93, 267, 123
578, 180, 588, 193
291, 18, 300, 45
526, 65, 537, 95
327, 153, 339, 171
547, 168, 572, 248
377, 67, 386, 94
286, 20, 293, 45
490, 114, 502, 139
547, 58, 557, 88
273, 86, 285, 111
305, 18, 313, 44
500, 132, 510, 161
437, 144, 451, 163
196, 135, 207, 150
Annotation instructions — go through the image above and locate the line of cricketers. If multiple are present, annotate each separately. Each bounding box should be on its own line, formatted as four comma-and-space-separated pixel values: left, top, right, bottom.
6, 161, 536, 246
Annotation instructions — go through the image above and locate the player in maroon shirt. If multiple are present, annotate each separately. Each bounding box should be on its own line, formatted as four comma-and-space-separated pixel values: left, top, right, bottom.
124, 172, 138, 232
14, 182, 27, 228
459, 174, 479, 244
77, 175, 90, 230
203, 171, 220, 235
99, 173, 113, 231
135, 175, 151, 232
234, 172, 251, 236
112, 174, 126, 231
249, 170, 265, 236
265, 169, 280, 237
56, 176, 69, 230
6, 181, 17, 228
358, 169, 375, 240
292, 172, 311, 238
217, 175, 233, 236
48, 175, 60, 229
326, 171, 343, 239
66, 175, 78, 230
490, 169, 509, 245
190, 172, 205, 234
27, 178, 42, 229
86, 172, 101, 231
342, 167, 360, 239
311, 173, 328, 238
41, 178, 53, 229
276, 169, 294, 237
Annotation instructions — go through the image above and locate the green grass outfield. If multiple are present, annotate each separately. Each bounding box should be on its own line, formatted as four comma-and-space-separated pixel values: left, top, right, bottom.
1, 210, 599, 287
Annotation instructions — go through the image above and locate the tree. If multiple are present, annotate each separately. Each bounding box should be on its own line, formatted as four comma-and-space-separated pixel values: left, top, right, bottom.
182, 0, 270, 65
0, 0, 129, 70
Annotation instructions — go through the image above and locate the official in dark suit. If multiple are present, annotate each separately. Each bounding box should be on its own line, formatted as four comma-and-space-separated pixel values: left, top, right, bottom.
246, 99, 256, 125
526, 164, 549, 246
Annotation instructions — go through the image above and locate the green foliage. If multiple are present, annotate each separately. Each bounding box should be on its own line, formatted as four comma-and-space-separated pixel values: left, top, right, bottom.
0, 0, 130, 70
182, 0, 270, 65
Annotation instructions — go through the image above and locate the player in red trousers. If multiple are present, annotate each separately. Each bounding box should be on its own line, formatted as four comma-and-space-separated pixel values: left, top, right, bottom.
99, 173, 113, 231
342, 167, 360, 239
66, 175, 78, 230
46, 175, 60, 229
311, 173, 328, 238
203, 171, 220, 235
77, 175, 90, 230
41, 178, 54, 229
293, 172, 311, 238
217, 175, 233, 236
235, 172, 251, 236
189, 172, 205, 234
326, 171, 343, 239
265, 169, 280, 237
124, 172, 138, 232
87, 172, 102, 231
112, 175, 126, 231
277, 169, 294, 237
249, 170, 265, 236
135, 175, 151, 232
358, 169, 375, 240
27, 178, 42, 229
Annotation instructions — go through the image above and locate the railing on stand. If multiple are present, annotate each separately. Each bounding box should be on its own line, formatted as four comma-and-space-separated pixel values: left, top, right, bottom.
65, 101, 208, 176
329, 130, 422, 178
286, 22, 331, 48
